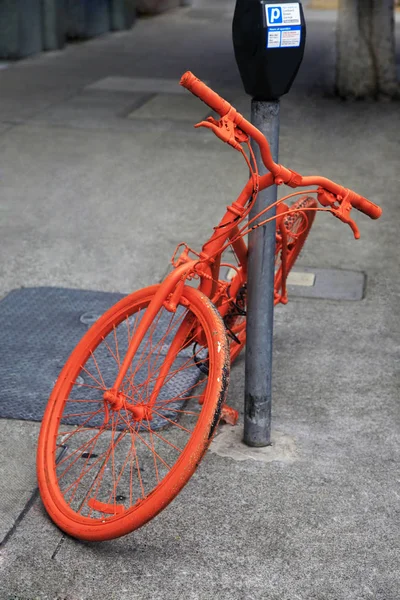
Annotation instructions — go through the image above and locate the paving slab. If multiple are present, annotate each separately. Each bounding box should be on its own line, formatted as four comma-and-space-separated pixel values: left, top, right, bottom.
0, 122, 12, 135
287, 267, 365, 301
0, 420, 41, 545
128, 93, 211, 121
0, 121, 245, 298
29, 89, 153, 129
1, 282, 398, 599
87, 75, 191, 94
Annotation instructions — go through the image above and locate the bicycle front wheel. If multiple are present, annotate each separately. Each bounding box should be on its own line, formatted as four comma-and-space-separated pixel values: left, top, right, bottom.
37, 284, 229, 541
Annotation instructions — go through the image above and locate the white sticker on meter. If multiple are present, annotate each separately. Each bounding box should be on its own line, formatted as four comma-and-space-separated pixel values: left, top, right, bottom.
265, 3, 301, 49
280, 28, 301, 46
265, 3, 301, 26
267, 30, 281, 48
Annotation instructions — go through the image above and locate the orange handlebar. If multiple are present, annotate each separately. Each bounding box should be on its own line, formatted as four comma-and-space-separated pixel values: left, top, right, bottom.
180, 71, 279, 174
180, 72, 232, 117
181, 71, 382, 223
351, 192, 382, 219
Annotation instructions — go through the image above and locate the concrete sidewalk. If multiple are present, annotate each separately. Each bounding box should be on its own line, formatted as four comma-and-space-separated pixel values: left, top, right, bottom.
0, 2, 399, 599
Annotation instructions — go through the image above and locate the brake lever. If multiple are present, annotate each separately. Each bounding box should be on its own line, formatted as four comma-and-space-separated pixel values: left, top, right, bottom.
194, 115, 246, 151
317, 187, 360, 239
194, 117, 221, 133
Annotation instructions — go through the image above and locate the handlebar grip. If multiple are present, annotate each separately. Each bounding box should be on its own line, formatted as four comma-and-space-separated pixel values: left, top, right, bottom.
351, 192, 382, 219
180, 71, 232, 117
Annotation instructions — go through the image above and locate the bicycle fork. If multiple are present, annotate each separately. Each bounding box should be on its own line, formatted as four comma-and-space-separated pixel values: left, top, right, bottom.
103, 262, 203, 421
103, 260, 238, 426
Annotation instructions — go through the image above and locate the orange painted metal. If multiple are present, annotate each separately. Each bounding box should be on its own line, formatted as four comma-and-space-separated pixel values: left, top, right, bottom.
220, 404, 239, 426
36, 73, 382, 542
37, 285, 231, 541
180, 71, 382, 230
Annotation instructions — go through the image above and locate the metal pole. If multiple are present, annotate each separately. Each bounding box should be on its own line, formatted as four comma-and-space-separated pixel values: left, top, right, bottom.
243, 99, 280, 447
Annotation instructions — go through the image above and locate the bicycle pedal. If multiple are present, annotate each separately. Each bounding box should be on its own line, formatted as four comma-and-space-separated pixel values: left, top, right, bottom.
220, 404, 239, 426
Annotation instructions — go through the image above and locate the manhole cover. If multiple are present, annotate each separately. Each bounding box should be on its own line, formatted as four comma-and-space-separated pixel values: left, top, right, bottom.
224, 265, 364, 300
0, 287, 200, 428
288, 267, 365, 300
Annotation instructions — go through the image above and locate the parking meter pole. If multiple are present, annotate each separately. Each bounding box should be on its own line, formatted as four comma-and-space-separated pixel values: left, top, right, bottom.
233, 0, 306, 446
243, 100, 279, 447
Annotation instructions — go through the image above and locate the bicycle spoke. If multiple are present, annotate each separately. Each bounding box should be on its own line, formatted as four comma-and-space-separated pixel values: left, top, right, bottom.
38, 285, 228, 540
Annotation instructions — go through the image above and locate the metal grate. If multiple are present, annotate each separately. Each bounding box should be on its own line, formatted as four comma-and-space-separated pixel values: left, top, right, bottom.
0, 287, 200, 429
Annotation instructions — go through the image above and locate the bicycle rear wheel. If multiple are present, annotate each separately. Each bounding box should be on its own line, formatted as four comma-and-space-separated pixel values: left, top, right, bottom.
37, 284, 229, 541
274, 196, 317, 293
227, 196, 317, 362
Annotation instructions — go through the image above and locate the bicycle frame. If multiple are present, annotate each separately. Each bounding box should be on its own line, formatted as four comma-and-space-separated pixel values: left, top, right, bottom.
109, 171, 289, 406
171, 170, 294, 310
110, 161, 321, 408
108, 69, 383, 406
38, 73, 384, 542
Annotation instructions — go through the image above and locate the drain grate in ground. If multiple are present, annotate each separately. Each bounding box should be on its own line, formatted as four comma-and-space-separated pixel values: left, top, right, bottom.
0, 287, 201, 429
224, 264, 364, 301
287, 267, 365, 300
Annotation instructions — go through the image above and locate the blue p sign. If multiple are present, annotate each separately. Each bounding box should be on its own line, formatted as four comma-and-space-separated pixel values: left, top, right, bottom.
267, 6, 283, 25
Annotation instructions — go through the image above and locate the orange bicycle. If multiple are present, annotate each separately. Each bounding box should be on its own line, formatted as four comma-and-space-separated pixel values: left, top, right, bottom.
37, 73, 382, 541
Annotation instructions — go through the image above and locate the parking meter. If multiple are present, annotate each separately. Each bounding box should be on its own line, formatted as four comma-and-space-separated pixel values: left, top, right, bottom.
233, 1, 306, 100
233, 2, 307, 446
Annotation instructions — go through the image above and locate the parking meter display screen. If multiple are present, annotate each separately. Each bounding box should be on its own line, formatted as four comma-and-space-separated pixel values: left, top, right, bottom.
265, 3, 302, 48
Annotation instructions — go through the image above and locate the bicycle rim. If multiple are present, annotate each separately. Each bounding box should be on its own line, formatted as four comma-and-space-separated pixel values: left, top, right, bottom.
37, 284, 230, 541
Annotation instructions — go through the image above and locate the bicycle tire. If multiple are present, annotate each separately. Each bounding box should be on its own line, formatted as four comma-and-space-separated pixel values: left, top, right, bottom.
227, 196, 317, 362
37, 284, 230, 541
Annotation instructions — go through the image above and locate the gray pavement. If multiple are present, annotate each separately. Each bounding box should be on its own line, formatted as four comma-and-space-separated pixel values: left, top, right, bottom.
0, 2, 399, 599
